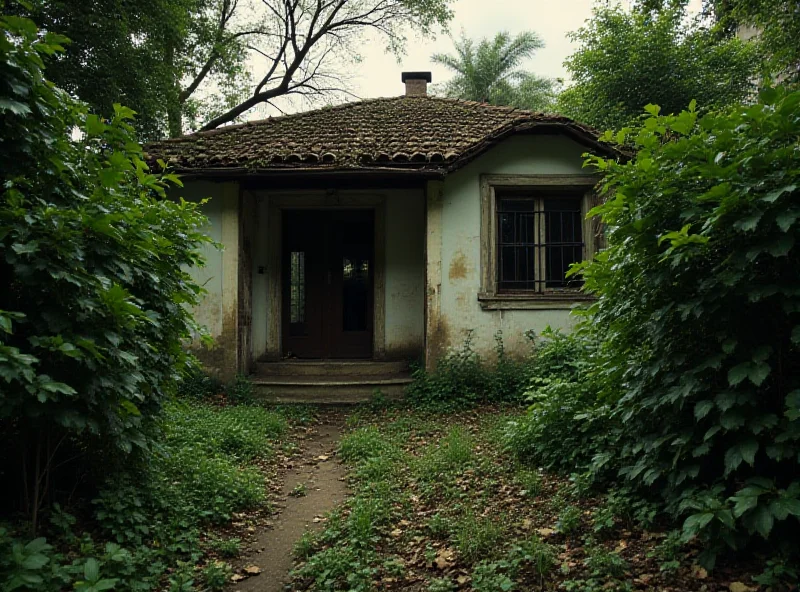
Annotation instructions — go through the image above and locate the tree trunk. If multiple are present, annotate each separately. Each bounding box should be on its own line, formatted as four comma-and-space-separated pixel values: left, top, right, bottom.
165, 40, 183, 137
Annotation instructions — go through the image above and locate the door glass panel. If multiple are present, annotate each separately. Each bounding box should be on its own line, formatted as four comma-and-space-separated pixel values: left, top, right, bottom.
342, 256, 369, 331
289, 251, 305, 325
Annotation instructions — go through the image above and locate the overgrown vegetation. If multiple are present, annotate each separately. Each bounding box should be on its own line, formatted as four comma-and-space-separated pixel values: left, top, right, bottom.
406, 330, 531, 410
506, 87, 800, 574
0, 11, 211, 534
558, 4, 758, 130
293, 408, 768, 591
0, 15, 298, 589
1, 372, 294, 591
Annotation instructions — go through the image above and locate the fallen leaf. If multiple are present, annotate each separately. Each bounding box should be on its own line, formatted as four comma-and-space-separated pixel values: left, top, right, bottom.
729, 583, 756, 592
456, 575, 470, 586
390, 528, 403, 537
521, 519, 533, 530
614, 540, 628, 553
316, 455, 330, 461
244, 566, 261, 575
230, 574, 245, 582
691, 565, 708, 580
536, 528, 556, 537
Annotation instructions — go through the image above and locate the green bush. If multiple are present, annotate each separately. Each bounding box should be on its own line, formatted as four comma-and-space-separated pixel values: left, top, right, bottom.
575, 89, 800, 563
406, 331, 531, 410
0, 13, 212, 528
502, 330, 616, 476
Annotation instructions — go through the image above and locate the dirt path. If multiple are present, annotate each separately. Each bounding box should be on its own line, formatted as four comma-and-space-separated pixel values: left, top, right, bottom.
235, 415, 347, 592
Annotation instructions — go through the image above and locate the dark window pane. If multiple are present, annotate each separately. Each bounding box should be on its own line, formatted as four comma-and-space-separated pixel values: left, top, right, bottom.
497, 195, 585, 292
290, 251, 305, 324
343, 256, 369, 331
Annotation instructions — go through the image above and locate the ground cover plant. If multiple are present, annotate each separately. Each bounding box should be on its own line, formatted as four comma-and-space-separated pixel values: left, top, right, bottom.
0, 369, 302, 591
291, 406, 772, 591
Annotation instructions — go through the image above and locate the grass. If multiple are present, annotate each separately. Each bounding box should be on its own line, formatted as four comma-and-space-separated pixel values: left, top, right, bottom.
291, 406, 769, 592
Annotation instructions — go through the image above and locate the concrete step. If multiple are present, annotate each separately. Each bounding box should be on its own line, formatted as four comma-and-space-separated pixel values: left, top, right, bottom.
251, 374, 412, 405
254, 359, 409, 377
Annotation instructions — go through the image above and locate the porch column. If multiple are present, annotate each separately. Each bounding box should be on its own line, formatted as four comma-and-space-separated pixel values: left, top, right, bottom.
219, 182, 240, 382
425, 180, 445, 371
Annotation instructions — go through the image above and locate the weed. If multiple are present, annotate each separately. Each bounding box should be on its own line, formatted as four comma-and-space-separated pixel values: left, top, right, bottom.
514, 468, 542, 498
556, 505, 582, 536
415, 427, 474, 482
471, 559, 517, 592
427, 576, 458, 592
647, 530, 683, 574
426, 513, 451, 540
514, 536, 556, 579
452, 511, 505, 563
208, 536, 241, 558
293, 530, 317, 560
584, 544, 628, 579
289, 483, 308, 497
293, 545, 376, 592
339, 426, 395, 463
201, 561, 231, 591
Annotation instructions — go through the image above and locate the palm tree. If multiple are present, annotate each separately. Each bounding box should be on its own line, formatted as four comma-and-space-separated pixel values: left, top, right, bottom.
432, 31, 560, 111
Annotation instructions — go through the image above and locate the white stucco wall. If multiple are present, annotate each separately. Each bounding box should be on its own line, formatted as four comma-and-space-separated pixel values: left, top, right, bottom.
438, 134, 590, 359
179, 181, 227, 340
385, 190, 425, 358
180, 184, 426, 364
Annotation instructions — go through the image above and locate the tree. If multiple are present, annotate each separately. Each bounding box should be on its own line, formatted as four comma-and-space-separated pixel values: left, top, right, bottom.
558, 5, 758, 130
0, 12, 212, 530
431, 31, 559, 111
19, 0, 452, 137
634, 0, 800, 81
19, 0, 259, 139
198, 0, 453, 131
712, 0, 800, 79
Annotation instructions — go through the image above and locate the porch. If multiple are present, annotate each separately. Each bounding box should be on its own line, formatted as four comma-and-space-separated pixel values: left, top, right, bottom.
250, 359, 413, 404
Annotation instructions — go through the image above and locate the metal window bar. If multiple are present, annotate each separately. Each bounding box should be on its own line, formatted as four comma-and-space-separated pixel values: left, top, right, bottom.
497, 198, 584, 293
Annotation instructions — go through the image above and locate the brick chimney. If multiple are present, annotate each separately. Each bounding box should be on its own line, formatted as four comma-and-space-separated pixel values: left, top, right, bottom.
402, 71, 432, 97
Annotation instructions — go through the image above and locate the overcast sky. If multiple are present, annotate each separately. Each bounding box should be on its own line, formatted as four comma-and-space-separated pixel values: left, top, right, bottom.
343, 0, 702, 99
238, 0, 702, 120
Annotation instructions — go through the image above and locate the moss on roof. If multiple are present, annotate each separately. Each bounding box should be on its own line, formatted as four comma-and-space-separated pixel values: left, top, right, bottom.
145, 96, 605, 173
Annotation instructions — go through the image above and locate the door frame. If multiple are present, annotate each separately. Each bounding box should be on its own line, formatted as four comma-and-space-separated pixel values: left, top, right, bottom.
262, 192, 387, 360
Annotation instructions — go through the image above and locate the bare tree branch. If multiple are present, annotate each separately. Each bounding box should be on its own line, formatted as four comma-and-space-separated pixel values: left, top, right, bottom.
198, 0, 451, 131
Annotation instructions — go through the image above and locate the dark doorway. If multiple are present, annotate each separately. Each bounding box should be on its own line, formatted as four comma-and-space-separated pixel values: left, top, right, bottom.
282, 210, 374, 359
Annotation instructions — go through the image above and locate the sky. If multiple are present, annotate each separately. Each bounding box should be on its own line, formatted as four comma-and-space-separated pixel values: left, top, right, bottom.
345, 0, 701, 100
238, 0, 702, 120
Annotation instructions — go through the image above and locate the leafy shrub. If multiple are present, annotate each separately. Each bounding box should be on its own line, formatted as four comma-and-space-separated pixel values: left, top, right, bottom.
556, 506, 582, 536
0, 13, 212, 528
407, 331, 530, 409
574, 88, 800, 563
503, 329, 616, 476
200, 561, 231, 591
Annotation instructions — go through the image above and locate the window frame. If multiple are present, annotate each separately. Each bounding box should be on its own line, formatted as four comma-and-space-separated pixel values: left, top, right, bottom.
478, 174, 600, 310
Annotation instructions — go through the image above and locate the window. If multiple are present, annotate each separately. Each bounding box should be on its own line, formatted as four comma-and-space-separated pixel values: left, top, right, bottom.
479, 174, 599, 309
497, 195, 584, 292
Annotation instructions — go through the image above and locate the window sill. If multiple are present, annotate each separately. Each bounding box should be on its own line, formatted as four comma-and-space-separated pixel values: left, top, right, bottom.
477, 292, 596, 310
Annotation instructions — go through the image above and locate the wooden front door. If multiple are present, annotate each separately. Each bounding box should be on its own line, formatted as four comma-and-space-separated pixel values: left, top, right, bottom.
282, 210, 374, 359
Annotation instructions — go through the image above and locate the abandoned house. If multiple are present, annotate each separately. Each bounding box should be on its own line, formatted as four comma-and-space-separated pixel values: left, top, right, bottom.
145, 72, 612, 401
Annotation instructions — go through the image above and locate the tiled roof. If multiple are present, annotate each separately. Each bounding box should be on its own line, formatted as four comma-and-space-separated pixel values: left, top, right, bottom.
145, 96, 605, 174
